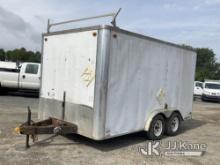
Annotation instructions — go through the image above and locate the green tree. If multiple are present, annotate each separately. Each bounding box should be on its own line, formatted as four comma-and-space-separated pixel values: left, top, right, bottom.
196, 48, 220, 81
0, 49, 5, 61
4, 48, 41, 62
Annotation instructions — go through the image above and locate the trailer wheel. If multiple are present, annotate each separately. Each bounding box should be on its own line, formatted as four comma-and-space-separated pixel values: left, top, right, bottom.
165, 112, 181, 136
147, 115, 165, 140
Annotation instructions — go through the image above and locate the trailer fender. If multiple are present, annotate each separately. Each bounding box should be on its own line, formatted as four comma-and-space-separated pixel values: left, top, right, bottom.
144, 109, 180, 131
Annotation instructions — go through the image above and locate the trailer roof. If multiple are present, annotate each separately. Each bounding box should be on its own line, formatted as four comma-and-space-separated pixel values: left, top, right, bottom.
43, 25, 196, 53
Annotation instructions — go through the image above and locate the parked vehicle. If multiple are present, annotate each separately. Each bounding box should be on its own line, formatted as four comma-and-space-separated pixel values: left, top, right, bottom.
201, 80, 220, 101
36, 12, 197, 141
194, 81, 203, 96
0, 61, 41, 93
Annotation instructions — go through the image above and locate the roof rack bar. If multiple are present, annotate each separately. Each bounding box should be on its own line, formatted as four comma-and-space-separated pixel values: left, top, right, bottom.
47, 8, 122, 33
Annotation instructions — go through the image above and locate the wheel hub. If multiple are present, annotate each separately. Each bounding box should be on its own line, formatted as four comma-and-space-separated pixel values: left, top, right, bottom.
154, 120, 163, 137
170, 117, 179, 132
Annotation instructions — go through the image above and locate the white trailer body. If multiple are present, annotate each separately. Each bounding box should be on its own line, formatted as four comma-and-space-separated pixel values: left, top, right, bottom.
39, 25, 196, 140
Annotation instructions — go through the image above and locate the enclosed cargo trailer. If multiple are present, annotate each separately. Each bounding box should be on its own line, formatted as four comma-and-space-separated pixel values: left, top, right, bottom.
38, 23, 196, 140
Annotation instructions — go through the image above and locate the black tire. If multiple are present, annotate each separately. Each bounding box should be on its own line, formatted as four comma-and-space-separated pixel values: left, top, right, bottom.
165, 112, 182, 136
147, 115, 165, 140
201, 95, 206, 102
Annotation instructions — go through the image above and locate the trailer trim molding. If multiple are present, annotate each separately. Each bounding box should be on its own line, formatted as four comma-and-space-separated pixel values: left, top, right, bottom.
93, 28, 111, 140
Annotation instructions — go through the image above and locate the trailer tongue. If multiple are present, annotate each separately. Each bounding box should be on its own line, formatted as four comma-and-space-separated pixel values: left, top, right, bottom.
15, 106, 77, 148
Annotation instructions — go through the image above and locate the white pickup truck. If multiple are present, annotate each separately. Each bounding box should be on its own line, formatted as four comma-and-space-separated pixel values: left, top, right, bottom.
0, 61, 41, 93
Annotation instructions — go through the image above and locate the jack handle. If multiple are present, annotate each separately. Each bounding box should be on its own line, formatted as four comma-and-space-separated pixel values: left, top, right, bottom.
26, 106, 31, 148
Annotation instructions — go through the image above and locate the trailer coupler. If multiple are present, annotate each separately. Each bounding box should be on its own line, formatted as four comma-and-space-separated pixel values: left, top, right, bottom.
15, 106, 77, 148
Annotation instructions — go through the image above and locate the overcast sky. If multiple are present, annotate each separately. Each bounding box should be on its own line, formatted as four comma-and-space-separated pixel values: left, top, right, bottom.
0, 0, 219, 60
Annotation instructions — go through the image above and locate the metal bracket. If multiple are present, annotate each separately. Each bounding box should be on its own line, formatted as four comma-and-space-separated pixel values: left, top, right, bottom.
111, 8, 121, 27
26, 106, 31, 148
62, 91, 66, 120
47, 8, 122, 33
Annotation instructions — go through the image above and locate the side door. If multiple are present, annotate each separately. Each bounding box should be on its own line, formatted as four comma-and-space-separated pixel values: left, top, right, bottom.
19, 63, 41, 90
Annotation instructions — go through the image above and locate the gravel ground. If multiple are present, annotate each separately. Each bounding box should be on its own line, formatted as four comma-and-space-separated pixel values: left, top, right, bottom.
0, 93, 219, 165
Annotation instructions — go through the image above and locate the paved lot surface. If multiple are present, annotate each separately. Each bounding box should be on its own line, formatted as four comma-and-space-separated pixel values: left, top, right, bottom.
0, 94, 219, 165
